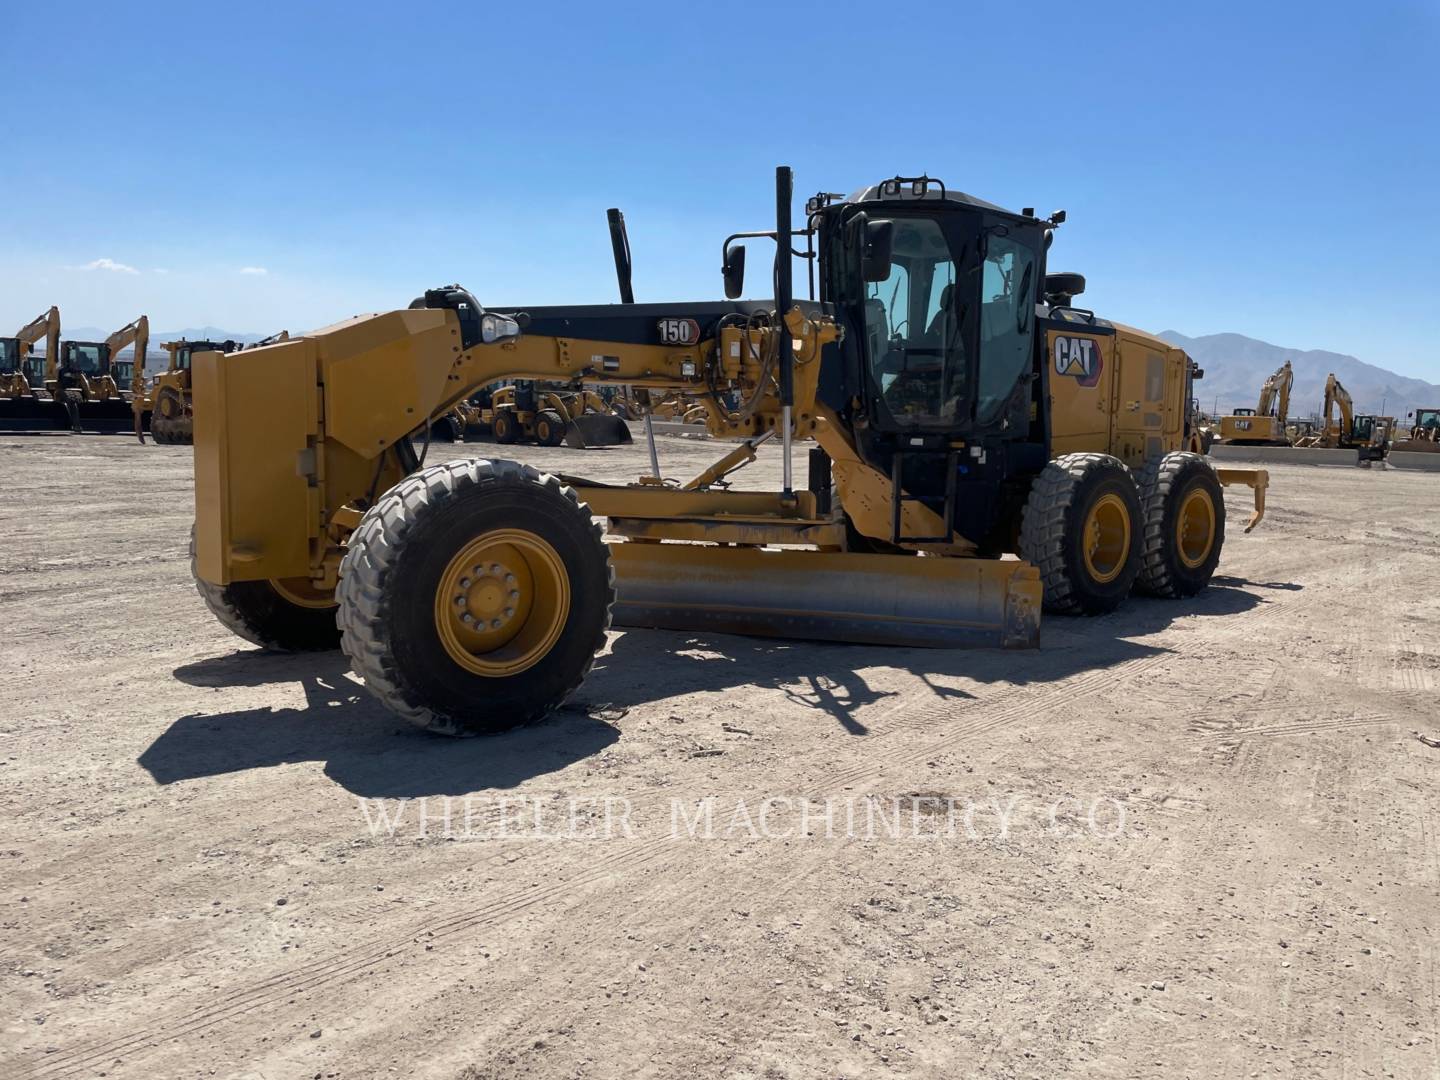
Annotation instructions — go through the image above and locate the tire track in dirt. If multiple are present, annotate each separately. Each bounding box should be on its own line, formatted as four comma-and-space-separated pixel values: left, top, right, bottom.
9, 559, 1348, 1078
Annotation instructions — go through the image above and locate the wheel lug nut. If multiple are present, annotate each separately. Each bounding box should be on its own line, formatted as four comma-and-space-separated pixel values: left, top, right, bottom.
505, 573, 516, 584
504, 607, 514, 618
509, 589, 519, 599
454, 596, 466, 607
461, 613, 473, 624
490, 618, 502, 629
460, 577, 470, 587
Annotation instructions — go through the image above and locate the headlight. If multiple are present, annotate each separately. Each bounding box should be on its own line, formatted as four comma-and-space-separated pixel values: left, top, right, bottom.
480, 313, 521, 344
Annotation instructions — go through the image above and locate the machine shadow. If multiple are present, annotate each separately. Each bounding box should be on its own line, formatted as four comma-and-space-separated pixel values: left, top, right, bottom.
143, 651, 622, 798
142, 579, 1268, 797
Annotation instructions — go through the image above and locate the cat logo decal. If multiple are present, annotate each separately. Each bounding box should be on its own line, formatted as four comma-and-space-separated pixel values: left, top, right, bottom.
1053, 335, 1103, 388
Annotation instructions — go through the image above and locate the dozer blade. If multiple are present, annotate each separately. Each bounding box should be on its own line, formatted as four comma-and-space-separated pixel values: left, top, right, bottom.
609, 543, 1041, 649
563, 413, 634, 449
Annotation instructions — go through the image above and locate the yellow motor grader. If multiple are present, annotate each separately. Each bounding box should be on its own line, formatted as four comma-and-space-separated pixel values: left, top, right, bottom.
191, 167, 1268, 736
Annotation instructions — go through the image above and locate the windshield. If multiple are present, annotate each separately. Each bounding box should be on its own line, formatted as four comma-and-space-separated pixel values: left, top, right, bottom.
0, 339, 17, 372
65, 344, 105, 374
862, 217, 968, 426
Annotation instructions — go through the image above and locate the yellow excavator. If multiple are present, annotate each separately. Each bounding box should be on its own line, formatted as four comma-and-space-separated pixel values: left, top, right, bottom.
190, 167, 1268, 736
1295, 373, 1386, 460
1219, 361, 1292, 445
47, 316, 149, 433
0, 306, 63, 428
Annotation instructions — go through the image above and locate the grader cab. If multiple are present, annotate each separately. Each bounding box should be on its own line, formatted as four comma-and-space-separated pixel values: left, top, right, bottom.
191, 166, 1268, 736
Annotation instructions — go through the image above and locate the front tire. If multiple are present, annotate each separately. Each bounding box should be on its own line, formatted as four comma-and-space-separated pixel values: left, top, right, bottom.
534, 409, 566, 447
190, 530, 341, 650
492, 410, 519, 445
1019, 453, 1142, 615
1134, 452, 1225, 597
337, 459, 614, 736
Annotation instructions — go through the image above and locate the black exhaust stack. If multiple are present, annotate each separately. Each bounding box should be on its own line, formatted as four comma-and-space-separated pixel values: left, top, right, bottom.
607, 208, 635, 304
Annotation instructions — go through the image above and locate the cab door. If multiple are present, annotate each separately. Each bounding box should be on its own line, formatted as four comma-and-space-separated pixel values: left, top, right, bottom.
1110, 330, 1181, 465
1045, 322, 1116, 456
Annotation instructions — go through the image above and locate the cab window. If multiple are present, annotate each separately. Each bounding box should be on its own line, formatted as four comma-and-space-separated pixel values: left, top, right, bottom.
976, 231, 1036, 423
861, 217, 968, 426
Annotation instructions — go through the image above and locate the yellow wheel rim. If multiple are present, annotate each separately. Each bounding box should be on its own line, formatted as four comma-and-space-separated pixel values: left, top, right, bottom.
271, 577, 337, 609
434, 530, 569, 677
537, 419, 553, 442
1082, 492, 1131, 585
1175, 487, 1216, 569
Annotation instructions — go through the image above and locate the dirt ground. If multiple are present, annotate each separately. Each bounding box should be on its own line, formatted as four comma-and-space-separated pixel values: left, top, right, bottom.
2, 431, 1438, 1080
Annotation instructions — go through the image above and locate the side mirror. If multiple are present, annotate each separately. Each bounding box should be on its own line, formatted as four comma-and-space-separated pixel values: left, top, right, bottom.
860, 218, 894, 283
723, 244, 746, 300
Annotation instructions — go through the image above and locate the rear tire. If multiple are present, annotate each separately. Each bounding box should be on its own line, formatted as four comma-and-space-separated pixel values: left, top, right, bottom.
535, 409, 566, 447
1019, 453, 1142, 615
190, 529, 341, 650
492, 410, 519, 444
1134, 452, 1225, 597
337, 459, 614, 736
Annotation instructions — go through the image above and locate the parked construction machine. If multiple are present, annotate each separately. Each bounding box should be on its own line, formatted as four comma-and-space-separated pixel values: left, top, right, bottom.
136, 338, 241, 444
1394, 408, 1440, 453
1219, 361, 1292, 445
0, 306, 63, 428
1295, 373, 1385, 460
47, 316, 150, 433
486, 381, 633, 448
191, 167, 1268, 736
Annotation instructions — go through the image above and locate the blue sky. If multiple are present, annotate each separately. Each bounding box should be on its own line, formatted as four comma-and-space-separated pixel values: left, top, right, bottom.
2, 1, 1436, 378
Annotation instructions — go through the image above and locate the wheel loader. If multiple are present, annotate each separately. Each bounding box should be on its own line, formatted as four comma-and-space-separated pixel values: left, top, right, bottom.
136, 337, 241, 444
190, 166, 1268, 737
486, 381, 633, 448
1394, 408, 1440, 453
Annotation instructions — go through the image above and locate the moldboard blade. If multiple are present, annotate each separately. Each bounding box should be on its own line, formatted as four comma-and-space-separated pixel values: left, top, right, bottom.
609, 543, 1041, 650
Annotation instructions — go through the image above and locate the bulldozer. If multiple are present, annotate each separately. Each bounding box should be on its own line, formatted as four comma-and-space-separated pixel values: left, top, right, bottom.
0, 306, 64, 429
486, 381, 633, 448
1218, 361, 1292, 445
190, 166, 1268, 737
136, 338, 241, 444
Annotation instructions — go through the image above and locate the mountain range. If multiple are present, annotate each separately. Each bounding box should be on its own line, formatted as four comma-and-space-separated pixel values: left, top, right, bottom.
1160, 331, 1439, 422
31, 327, 268, 372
